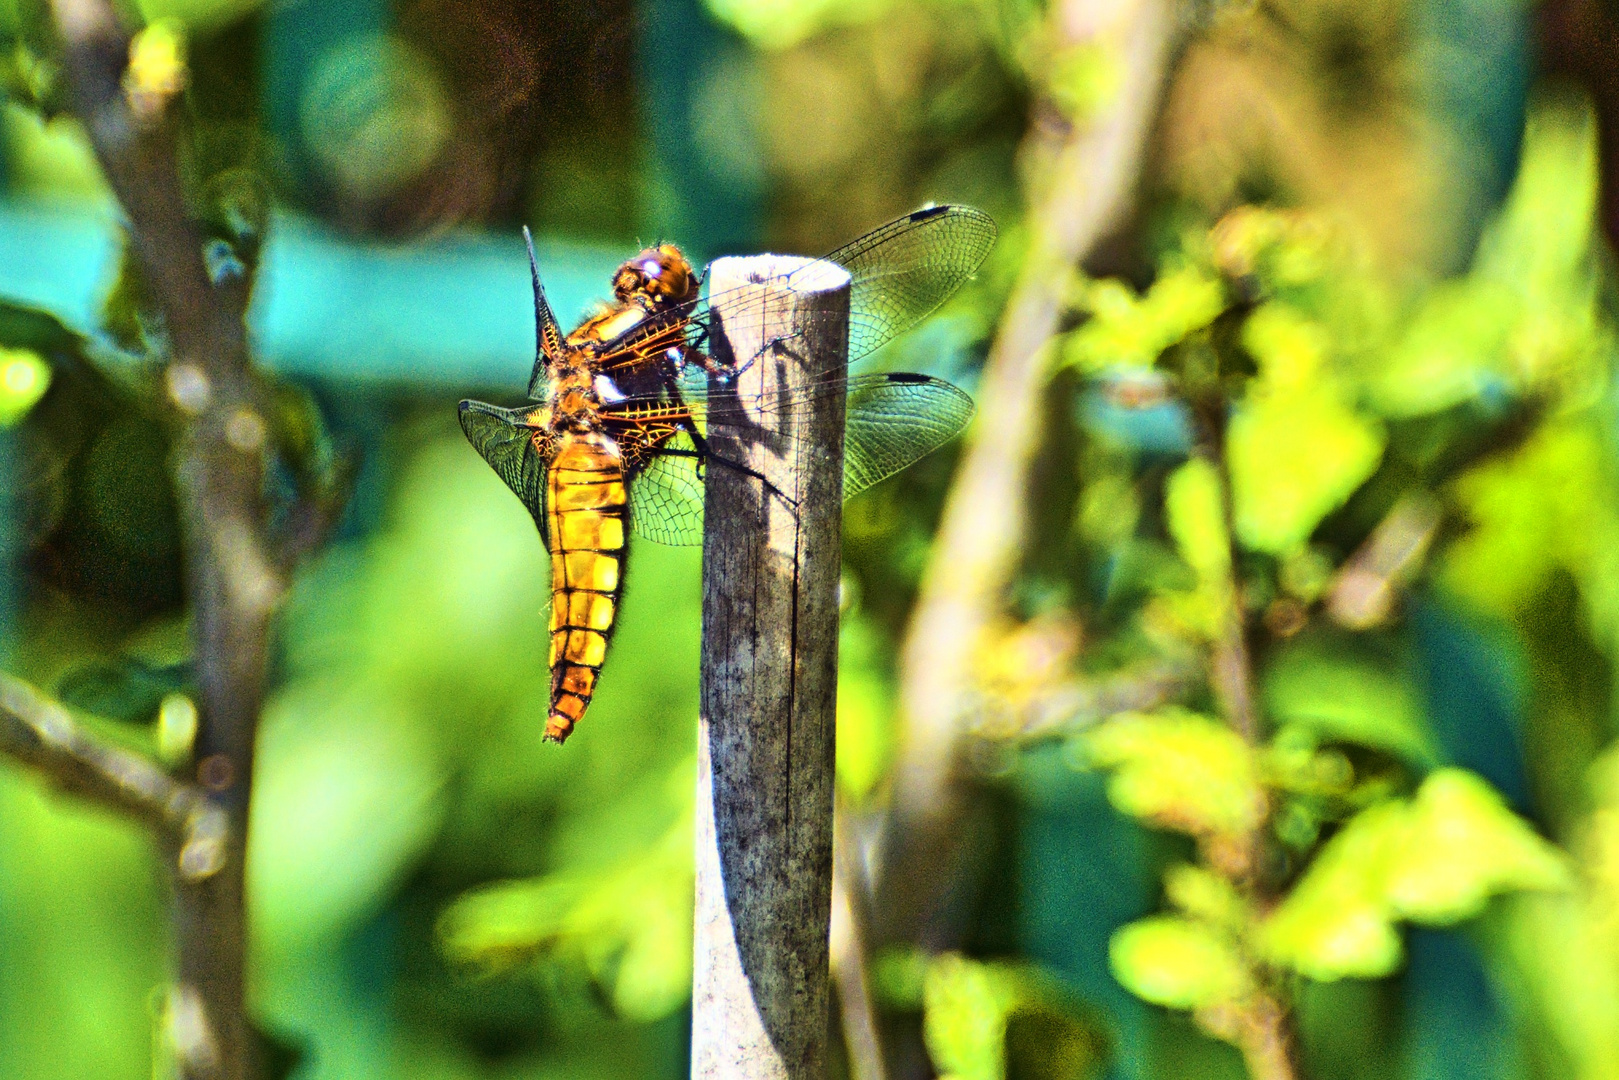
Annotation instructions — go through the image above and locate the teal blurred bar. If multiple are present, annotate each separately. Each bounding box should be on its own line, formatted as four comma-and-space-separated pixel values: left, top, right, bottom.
0, 199, 624, 389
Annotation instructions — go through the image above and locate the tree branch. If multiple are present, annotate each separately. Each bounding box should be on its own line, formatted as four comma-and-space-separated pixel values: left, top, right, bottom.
879, 0, 1182, 949
48, 2, 286, 1077
972, 659, 1201, 743
0, 672, 227, 879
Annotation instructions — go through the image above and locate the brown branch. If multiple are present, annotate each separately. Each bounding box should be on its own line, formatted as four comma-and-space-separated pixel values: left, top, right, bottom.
1325, 495, 1440, 630
1189, 397, 1258, 746
879, 0, 1182, 950
1189, 385, 1299, 1080
832, 798, 887, 1080
974, 659, 1202, 743
49, 3, 285, 1078
0, 672, 227, 879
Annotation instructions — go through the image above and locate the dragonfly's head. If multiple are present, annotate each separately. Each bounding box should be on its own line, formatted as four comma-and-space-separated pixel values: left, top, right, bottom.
613, 244, 697, 308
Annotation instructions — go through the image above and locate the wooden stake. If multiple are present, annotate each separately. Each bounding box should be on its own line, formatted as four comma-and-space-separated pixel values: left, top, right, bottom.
693, 255, 850, 1078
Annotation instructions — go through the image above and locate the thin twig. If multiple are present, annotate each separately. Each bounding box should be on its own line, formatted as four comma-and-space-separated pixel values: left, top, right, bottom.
1191, 389, 1299, 1080
1325, 495, 1440, 630
976, 659, 1202, 743
0, 672, 226, 880
1190, 399, 1258, 746
832, 797, 887, 1080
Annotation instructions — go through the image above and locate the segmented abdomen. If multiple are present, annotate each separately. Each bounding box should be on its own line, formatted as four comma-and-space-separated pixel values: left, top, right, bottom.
543, 431, 628, 742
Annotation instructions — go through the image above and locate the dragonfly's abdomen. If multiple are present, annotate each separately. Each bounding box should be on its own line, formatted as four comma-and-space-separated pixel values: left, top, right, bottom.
543, 431, 628, 742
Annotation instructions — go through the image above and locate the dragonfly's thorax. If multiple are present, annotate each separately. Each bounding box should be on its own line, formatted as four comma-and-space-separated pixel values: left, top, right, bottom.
544, 358, 635, 434
568, 304, 647, 346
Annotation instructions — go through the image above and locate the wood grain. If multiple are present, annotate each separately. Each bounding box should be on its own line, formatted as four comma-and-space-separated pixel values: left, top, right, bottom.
693, 255, 850, 1078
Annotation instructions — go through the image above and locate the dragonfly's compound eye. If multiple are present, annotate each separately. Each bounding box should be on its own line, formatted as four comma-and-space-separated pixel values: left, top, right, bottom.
612, 265, 642, 301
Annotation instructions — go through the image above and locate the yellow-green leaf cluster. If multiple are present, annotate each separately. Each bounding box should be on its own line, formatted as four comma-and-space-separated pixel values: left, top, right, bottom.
1109, 915, 1250, 1012
1371, 97, 1611, 415
1079, 709, 1264, 842
1442, 419, 1619, 635
1158, 459, 1231, 640
921, 953, 1103, 1080
438, 813, 694, 1023
1207, 206, 1335, 291
1229, 303, 1385, 553
924, 953, 1021, 1080
1262, 640, 1437, 766
1263, 768, 1568, 980
1063, 264, 1225, 372
0, 346, 49, 425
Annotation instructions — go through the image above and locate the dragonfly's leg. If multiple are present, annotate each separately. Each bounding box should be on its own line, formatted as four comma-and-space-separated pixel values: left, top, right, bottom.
689, 324, 751, 381
659, 447, 791, 505
725, 331, 804, 381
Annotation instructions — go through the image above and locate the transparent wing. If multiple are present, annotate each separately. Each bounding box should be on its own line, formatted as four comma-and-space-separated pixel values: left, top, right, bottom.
840, 373, 975, 499
627, 432, 706, 546
458, 399, 549, 543
609, 372, 974, 546
595, 205, 996, 373
522, 226, 569, 401
819, 205, 998, 362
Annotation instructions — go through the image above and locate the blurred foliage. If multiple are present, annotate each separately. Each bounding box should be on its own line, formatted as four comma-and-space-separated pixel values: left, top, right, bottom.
1032, 81, 1619, 1078
2, 0, 1619, 1079
873, 948, 1106, 1080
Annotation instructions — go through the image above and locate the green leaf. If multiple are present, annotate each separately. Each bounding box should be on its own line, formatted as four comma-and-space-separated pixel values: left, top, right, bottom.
1263, 769, 1568, 980
1442, 420, 1619, 622
55, 656, 190, 726
835, 614, 895, 805
0, 346, 49, 425
1228, 304, 1384, 553
1370, 97, 1607, 415
1261, 802, 1407, 981
924, 954, 1020, 1080
702, 0, 889, 50
1046, 43, 1119, 122
438, 813, 694, 1023
1064, 265, 1226, 371
1164, 459, 1230, 584
871, 945, 929, 1010
922, 955, 1105, 1080
1370, 280, 1515, 416
1163, 864, 1247, 931
1080, 709, 1264, 840
1262, 639, 1436, 764
1385, 768, 1570, 924
1109, 916, 1250, 1011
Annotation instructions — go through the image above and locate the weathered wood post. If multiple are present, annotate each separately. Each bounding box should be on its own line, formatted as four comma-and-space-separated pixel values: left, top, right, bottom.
693, 255, 850, 1077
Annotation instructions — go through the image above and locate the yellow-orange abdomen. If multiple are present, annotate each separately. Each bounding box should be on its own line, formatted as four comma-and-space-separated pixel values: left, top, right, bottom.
543, 430, 629, 742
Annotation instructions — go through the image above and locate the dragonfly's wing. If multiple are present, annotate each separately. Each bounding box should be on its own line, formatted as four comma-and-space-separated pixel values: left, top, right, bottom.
613, 372, 972, 542
459, 399, 549, 543
815, 205, 997, 362
588, 205, 996, 374
523, 227, 568, 401
627, 436, 706, 546
840, 373, 975, 499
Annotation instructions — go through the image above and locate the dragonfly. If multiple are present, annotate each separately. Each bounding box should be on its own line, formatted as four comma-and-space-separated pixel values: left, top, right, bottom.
460, 204, 996, 743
